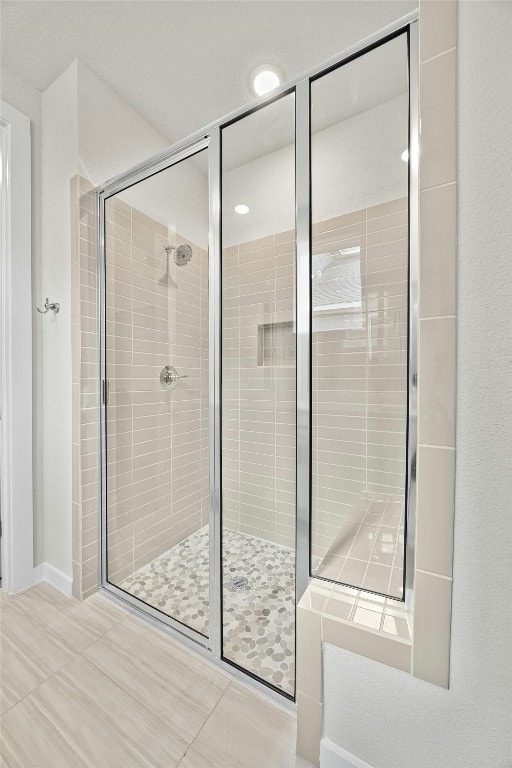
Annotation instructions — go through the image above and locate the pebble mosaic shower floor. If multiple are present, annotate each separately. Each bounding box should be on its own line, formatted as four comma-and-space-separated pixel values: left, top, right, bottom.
119, 527, 296, 696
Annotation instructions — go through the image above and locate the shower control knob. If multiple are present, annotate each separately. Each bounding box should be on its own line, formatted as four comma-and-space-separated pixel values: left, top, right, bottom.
160, 365, 188, 391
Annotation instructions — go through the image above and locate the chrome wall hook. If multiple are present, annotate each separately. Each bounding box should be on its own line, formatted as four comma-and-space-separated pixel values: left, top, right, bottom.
36, 298, 60, 314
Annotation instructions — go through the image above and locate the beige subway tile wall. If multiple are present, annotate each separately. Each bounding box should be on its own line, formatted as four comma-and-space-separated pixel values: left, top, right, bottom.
222, 231, 296, 549
311, 199, 407, 596
296, 19, 459, 764
72, 175, 101, 600
223, 198, 407, 596
412, 0, 458, 688
74, 185, 408, 602
72, 176, 208, 601
104, 196, 209, 587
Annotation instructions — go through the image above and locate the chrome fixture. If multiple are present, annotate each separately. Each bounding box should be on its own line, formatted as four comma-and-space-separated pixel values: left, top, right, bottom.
36, 298, 60, 314
159, 365, 188, 391
159, 246, 177, 286
228, 575, 250, 592
164, 243, 193, 266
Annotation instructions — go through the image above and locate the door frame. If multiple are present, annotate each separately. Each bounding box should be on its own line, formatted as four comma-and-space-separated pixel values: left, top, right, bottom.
98, 137, 213, 650
0, 100, 34, 593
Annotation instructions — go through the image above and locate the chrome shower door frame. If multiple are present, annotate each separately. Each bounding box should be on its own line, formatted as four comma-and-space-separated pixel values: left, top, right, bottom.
96, 8, 419, 699
98, 136, 218, 652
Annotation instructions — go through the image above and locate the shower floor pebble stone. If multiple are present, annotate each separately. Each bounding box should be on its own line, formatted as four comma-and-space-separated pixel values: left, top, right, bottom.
119, 527, 296, 696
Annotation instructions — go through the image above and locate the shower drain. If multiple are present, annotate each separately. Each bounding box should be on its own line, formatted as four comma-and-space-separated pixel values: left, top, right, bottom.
228, 575, 250, 592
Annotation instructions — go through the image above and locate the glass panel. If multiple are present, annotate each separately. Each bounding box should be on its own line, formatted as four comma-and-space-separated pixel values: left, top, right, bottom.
221, 93, 296, 695
104, 149, 210, 635
311, 33, 409, 599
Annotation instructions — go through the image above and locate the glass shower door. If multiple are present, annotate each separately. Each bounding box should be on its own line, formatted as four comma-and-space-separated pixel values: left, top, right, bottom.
103, 147, 211, 637
220, 93, 297, 696
310, 33, 410, 599
96, 18, 416, 700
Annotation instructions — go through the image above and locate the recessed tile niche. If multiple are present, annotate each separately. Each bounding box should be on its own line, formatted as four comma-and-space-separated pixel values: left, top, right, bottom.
257, 321, 295, 367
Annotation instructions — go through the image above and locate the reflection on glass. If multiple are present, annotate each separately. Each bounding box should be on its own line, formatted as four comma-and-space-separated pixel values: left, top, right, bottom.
104, 149, 210, 634
221, 93, 296, 695
310, 34, 409, 600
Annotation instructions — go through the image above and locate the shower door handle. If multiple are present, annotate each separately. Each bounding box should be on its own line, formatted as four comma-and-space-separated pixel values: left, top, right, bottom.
160, 365, 188, 391
102, 379, 111, 406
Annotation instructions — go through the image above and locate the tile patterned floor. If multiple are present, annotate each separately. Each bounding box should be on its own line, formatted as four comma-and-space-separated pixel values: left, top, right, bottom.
119, 527, 296, 696
0, 584, 311, 768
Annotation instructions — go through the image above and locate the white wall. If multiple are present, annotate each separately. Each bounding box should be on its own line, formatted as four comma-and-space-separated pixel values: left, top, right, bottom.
0, 67, 44, 566
322, 3, 512, 767
38, 59, 182, 580
77, 60, 170, 185
41, 63, 78, 577
2, 59, 172, 577
78, 61, 210, 248
119, 157, 209, 250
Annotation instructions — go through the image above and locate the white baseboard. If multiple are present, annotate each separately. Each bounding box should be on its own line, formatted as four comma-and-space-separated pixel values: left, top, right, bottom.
320, 738, 375, 768
33, 563, 73, 598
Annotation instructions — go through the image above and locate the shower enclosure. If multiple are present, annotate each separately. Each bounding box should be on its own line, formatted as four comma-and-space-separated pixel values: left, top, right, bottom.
98, 15, 418, 700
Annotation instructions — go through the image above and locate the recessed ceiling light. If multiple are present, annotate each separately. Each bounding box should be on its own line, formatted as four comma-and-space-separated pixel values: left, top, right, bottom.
401, 149, 409, 162
235, 204, 249, 215
251, 66, 281, 97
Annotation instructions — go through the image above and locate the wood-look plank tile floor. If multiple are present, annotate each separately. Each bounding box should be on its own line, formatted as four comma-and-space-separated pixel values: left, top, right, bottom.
0, 584, 311, 768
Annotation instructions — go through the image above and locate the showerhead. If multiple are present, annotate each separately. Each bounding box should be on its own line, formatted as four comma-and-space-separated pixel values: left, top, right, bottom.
174, 244, 193, 266
164, 243, 193, 266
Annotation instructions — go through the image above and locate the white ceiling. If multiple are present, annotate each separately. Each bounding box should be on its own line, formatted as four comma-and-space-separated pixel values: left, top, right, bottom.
1, 0, 415, 145
222, 32, 408, 170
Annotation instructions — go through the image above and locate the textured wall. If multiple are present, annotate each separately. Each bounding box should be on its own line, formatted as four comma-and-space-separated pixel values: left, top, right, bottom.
41, 63, 78, 578
322, 3, 512, 766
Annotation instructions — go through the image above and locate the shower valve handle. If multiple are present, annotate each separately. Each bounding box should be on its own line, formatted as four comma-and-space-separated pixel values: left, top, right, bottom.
160, 365, 188, 391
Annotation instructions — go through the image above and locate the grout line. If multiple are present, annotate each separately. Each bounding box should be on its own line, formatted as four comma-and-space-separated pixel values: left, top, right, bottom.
420, 46, 457, 67
420, 179, 457, 193
184, 678, 233, 758
415, 569, 452, 581
0, 593, 128, 720
418, 443, 455, 451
